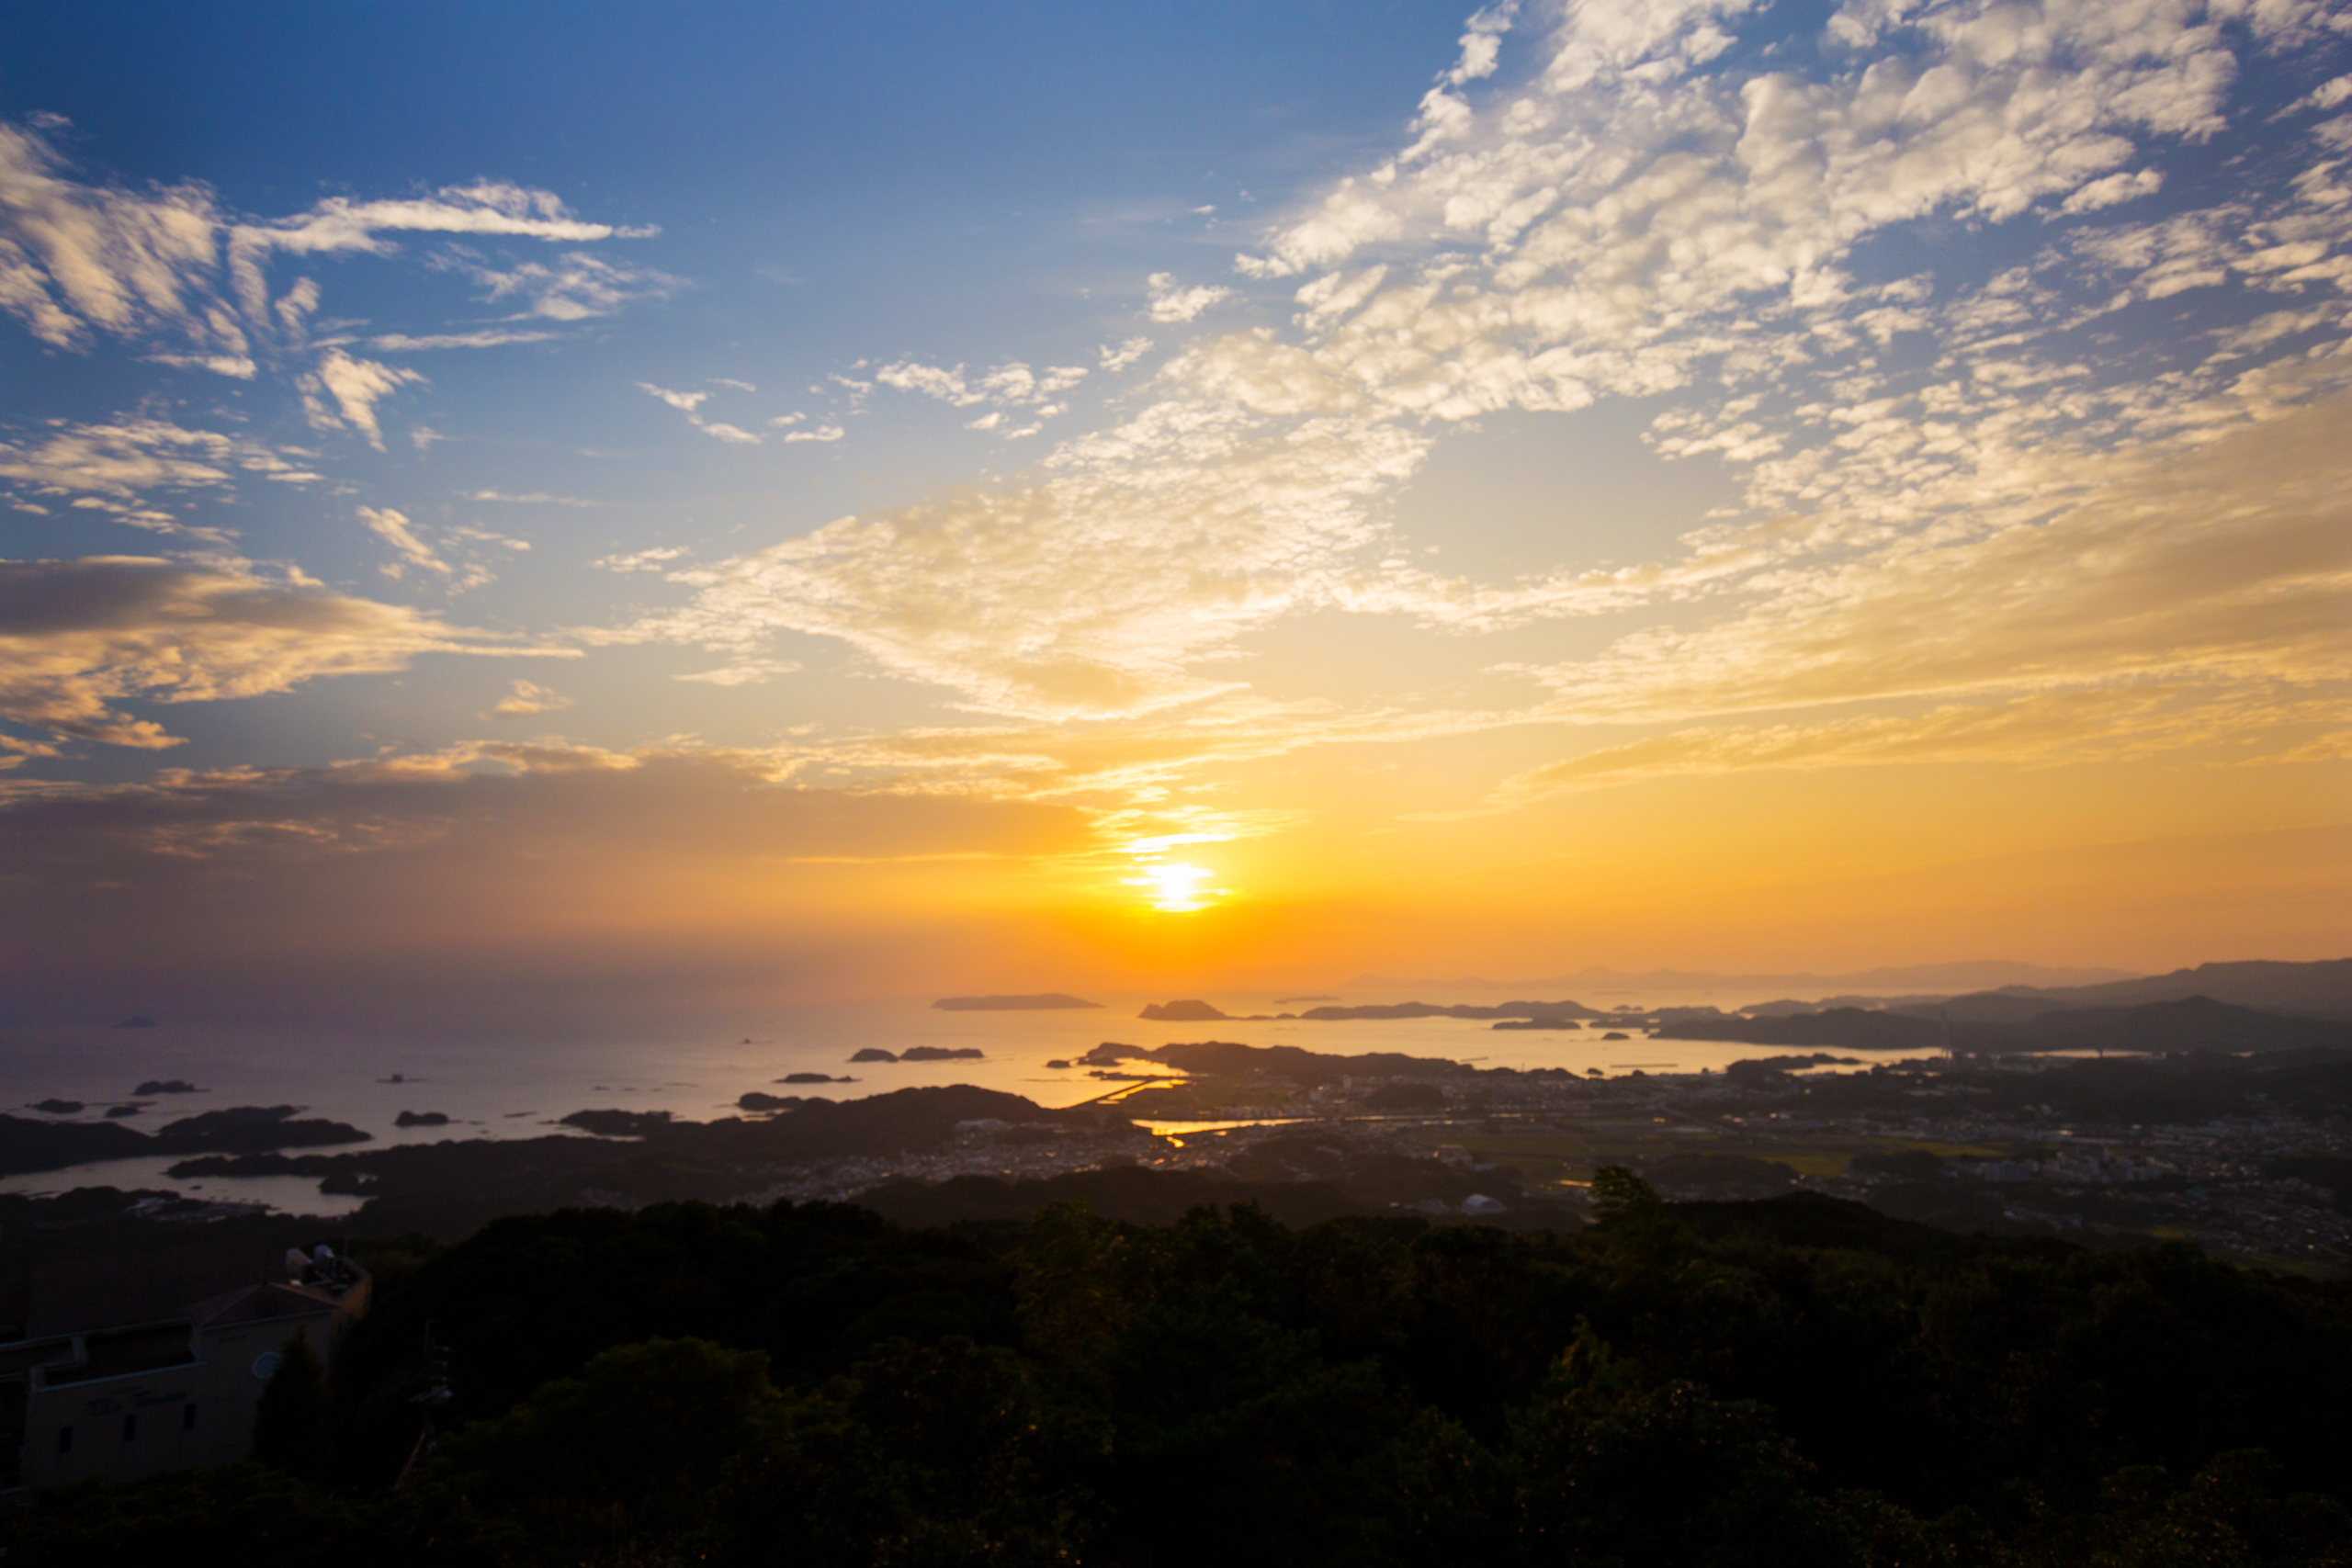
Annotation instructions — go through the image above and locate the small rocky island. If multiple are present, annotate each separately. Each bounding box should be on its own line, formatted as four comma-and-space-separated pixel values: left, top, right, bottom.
848, 1047, 986, 1064
1140, 999, 1229, 1021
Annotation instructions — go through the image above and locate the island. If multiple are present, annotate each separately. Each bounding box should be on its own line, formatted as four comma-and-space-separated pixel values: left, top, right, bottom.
849, 1048, 899, 1063
1139, 999, 1229, 1021
394, 1111, 451, 1127
932, 994, 1101, 1010
0, 1103, 370, 1177
900, 1046, 985, 1061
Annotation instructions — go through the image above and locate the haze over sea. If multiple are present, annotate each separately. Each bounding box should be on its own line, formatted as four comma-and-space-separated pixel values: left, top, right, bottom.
1, 974, 2009, 1214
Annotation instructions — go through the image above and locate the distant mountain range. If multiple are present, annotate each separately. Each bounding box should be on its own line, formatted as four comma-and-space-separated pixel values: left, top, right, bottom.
1759, 959, 2352, 1025
1660, 996, 2352, 1055
1936, 958, 2352, 1021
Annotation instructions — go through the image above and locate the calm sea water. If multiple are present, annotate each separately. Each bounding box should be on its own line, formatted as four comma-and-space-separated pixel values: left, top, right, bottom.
0, 987, 1903, 1215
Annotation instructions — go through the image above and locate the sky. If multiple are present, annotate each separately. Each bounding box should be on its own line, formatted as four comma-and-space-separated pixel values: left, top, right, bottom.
1, 0, 2347, 1027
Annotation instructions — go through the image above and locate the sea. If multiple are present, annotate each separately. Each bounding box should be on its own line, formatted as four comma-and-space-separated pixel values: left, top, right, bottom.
0, 984, 1919, 1218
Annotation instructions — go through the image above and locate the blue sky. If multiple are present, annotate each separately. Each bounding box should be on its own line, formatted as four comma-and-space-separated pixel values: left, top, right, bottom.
1, 0, 2346, 1015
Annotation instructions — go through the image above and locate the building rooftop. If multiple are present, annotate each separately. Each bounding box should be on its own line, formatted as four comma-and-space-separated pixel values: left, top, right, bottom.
6, 1241, 342, 1341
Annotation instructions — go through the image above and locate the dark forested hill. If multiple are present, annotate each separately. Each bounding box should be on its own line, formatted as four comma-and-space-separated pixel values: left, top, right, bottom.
10, 1182, 2350, 1567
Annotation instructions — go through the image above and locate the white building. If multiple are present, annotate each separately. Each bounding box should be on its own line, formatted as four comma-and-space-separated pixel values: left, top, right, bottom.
0, 1240, 369, 1490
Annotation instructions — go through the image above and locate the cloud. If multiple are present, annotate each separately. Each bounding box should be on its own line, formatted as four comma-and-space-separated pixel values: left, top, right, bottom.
0, 555, 571, 748
593, 546, 688, 572
302, 348, 425, 448
600, 0, 2352, 808
367, 328, 563, 351
1466, 687, 2346, 813
673, 658, 800, 685
492, 678, 572, 716
0, 416, 318, 536
780, 423, 844, 444
639, 381, 765, 444
0, 120, 228, 353
874, 359, 1086, 434
1528, 392, 2352, 722
1100, 336, 1153, 370
639, 383, 708, 414
600, 365, 1426, 719
356, 504, 451, 578
2059, 168, 2165, 216
1145, 272, 1233, 323
470, 490, 598, 506
436, 249, 682, 321
0, 119, 657, 370
876, 361, 984, 404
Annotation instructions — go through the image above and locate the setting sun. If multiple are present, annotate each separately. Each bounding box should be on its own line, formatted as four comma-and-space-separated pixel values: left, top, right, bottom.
1129, 861, 1219, 912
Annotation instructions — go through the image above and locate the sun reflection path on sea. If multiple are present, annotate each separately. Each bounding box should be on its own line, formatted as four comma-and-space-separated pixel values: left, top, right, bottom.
1124, 833, 1229, 912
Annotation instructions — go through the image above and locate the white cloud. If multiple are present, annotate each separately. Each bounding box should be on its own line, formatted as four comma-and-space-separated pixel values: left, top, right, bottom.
639, 381, 764, 444
601, 367, 1427, 718
0, 120, 659, 373
604, 0, 2352, 786
2060, 169, 2165, 216
875, 357, 1082, 434
303, 348, 425, 448
780, 423, 843, 444
368, 328, 562, 351
1145, 272, 1234, 323
639, 383, 709, 414
1100, 336, 1153, 370
438, 249, 681, 321
0, 120, 227, 353
876, 360, 982, 404
356, 505, 451, 578
0, 415, 317, 539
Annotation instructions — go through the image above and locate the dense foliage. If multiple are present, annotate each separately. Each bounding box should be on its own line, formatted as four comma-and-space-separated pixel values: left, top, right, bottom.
11, 1179, 2352, 1566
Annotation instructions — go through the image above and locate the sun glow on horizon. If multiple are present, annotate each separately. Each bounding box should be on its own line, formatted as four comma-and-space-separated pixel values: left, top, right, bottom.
1136, 861, 1216, 911
1123, 833, 1230, 912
